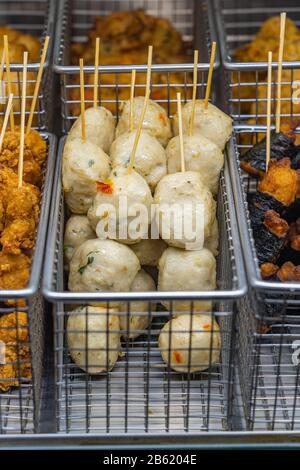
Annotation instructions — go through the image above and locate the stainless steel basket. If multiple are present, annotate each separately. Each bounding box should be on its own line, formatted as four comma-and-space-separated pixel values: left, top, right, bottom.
227, 126, 300, 311
0, 0, 55, 131
214, 0, 300, 123
53, 0, 220, 133
42, 133, 246, 434
0, 132, 57, 434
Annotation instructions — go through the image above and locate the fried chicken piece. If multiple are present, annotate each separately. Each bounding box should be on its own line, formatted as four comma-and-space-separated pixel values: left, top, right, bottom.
0, 344, 31, 392
277, 261, 300, 282
0, 168, 40, 254
260, 262, 279, 279
0, 312, 28, 343
287, 218, 300, 251
263, 210, 289, 237
0, 252, 31, 290
0, 130, 46, 185
258, 158, 298, 206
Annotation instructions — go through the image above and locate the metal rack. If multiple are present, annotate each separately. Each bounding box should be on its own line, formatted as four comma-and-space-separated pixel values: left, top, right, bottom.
53, 0, 219, 133
0, 133, 57, 434
214, 0, 300, 123
0, 0, 55, 130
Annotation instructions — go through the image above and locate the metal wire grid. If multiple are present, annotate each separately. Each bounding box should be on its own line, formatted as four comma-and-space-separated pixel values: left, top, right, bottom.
214, 0, 300, 123
52, 0, 219, 133
0, 0, 55, 131
42, 134, 246, 434
0, 133, 57, 435
237, 292, 300, 431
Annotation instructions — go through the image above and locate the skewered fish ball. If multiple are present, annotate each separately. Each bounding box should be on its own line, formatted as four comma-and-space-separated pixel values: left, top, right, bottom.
131, 237, 167, 266
166, 134, 224, 194
64, 215, 96, 266
110, 129, 167, 191
67, 107, 115, 152
67, 306, 120, 374
154, 171, 216, 249
119, 269, 156, 339
87, 167, 153, 244
158, 247, 216, 313
158, 314, 221, 373
116, 96, 172, 147
69, 238, 140, 297
62, 138, 111, 214
173, 100, 233, 151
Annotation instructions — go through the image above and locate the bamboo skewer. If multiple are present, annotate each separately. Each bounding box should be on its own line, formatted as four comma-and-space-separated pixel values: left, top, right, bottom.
3, 35, 14, 131
146, 45, 153, 96
79, 58, 86, 142
275, 12, 286, 133
188, 49, 199, 136
0, 93, 13, 153
128, 88, 150, 172
177, 92, 185, 173
18, 52, 28, 188
26, 35, 50, 134
204, 41, 216, 110
93, 37, 100, 108
0, 49, 5, 83
266, 51, 273, 172
129, 69, 136, 132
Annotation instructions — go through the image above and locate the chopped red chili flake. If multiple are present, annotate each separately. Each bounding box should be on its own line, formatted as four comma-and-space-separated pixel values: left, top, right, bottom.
159, 112, 166, 125
173, 351, 182, 363
96, 180, 113, 194
203, 324, 211, 331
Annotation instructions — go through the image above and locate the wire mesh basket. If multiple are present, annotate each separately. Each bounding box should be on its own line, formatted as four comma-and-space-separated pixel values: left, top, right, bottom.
214, 0, 300, 124
42, 130, 246, 434
0, 0, 55, 131
0, 132, 56, 434
227, 127, 300, 313
237, 289, 300, 431
53, 0, 219, 133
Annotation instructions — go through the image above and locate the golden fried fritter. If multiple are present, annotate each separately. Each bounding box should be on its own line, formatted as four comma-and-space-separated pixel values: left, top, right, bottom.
0, 130, 44, 185
260, 262, 279, 279
0, 312, 28, 343
0, 344, 31, 392
259, 158, 298, 206
0, 252, 31, 290
0, 183, 40, 255
70, 10, 191, 115
277, 261, 300, 282
0, 26, 41, 62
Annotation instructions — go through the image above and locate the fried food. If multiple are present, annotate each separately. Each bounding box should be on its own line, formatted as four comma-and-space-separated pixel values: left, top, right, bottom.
258, 158, 298, 206
0, 26, 41, 62
0, 130, 46, 185
70, 10, 191, 115
234, 16, 300, 123
0, 252, 31, 290
277, 261, 300, 282
0, 311, 31, 393
72, 10, 188, 65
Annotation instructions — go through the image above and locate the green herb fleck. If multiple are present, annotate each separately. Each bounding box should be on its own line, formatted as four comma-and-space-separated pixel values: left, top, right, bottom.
78, 256, 94, 274
88, 159, 95, 167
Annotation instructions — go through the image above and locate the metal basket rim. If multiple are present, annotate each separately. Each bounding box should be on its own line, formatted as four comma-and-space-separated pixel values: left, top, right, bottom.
42, 136, 247, 303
